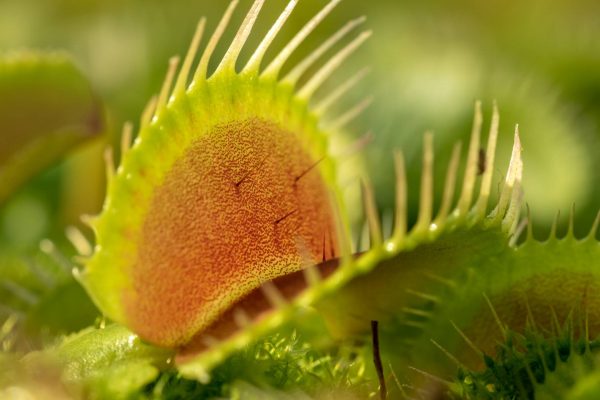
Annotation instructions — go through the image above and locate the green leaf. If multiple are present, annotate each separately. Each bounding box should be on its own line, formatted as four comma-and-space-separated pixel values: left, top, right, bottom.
0, 246, 98, 347
1, 323, 168, 399
52, 324, 170, 383
146, 322, 370, 400
25, 324, 172, 399
85, 359, 161, 400
0, 51, 104, 203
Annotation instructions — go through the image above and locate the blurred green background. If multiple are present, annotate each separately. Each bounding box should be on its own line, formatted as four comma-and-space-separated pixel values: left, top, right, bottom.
0, 0, 599, 342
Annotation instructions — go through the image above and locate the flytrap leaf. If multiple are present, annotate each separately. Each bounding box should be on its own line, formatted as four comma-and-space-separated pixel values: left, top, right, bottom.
172, 106, 600, 397
81, 0, 369, 352
0, 239, 98, 349
4, 324, 170, 400
342, 210, 600, 398
0, 52, 104, 203
175, 101, 525, 383
72, 1, 600, 396
452, 318, 600, 399
52, 324, 171, 398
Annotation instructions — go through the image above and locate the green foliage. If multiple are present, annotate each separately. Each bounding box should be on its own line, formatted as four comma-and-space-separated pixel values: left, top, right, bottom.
147, 329, 370, 400
0, 246, 98, 350
0, 1, 599, 400
19, 324, 171, 399
7, 321, 369, 399
454, 322, 600, 400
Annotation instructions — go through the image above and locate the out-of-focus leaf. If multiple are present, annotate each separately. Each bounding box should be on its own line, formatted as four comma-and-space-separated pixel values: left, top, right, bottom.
0, 51, 104, 203
25, 281, 98, 336
0, 246, 98, 348
85, 358, 160, 400
53, 324, 170, 382
19, 324, 171, 399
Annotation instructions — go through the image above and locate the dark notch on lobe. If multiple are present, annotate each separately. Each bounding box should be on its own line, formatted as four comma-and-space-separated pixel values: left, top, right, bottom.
234, 155, 269, 187
294, 156, 325, 184
274, 209, 298, 225
322, 231, 327, 262
321, 227, 336, 262
328, 227, 336, 259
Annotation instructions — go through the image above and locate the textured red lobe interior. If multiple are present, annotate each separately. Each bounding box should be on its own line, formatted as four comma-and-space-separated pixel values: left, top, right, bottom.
176, 257, 341, 363
127, 118, 337, 346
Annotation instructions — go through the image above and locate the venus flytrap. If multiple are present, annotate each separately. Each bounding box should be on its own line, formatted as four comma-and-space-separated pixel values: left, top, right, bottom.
77, 0, 368, 378
32, 1, 598, 399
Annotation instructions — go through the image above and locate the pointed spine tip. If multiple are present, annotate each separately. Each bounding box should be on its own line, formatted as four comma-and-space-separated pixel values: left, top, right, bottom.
194, 0, 239, 82
333, 130, 373, 159
283, 15, 366, 85
70, 265, 83, 283
483, 293, 507, 339
474, 102, 500, 219
457, 101, 483, 215
200, 335, 220, 348
381, 209, 394, 241
217, 0, 265, 74
66, 226, 93, 257
589, 209, 600, 240
140, 95, 158, 131
156, 56, 181, 116
103, 147, 115, 184
260, 281, 287, 308
120, 122, 133, 161
502, 178, 523, 235
358, 218, 370, 252
314, 67, 370, 115
330, 189, 353, 265
72, 255, 91, 267
262, 0, 343, 79
430, 339, 467, 369
39, 239, 71, 274
490, 123, 523, 223
509, 216, 528, 247
297, 30, 371, 101
38, 238, 55, 255
526, 204, 534, 240
326, 96, 373, 131
451, 320, 484, 357
434, 142, 461, 226
511, 127, 524, 223
233, 308, 251, 328
513, 124, 522, 157
302, 263, 322, 287
80, 214, 98, 230
406, 367, 453, 387
392, 150, 407, 244
361, 177, 382, 247
546, 209, 560, 241
174, 17, 206, 95
567, 203, 575, 238
244, 0, 298, 74
415, 132, 434, 232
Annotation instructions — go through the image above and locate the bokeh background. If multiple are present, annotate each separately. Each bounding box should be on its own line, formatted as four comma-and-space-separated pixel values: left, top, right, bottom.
0, 0, 599, 345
